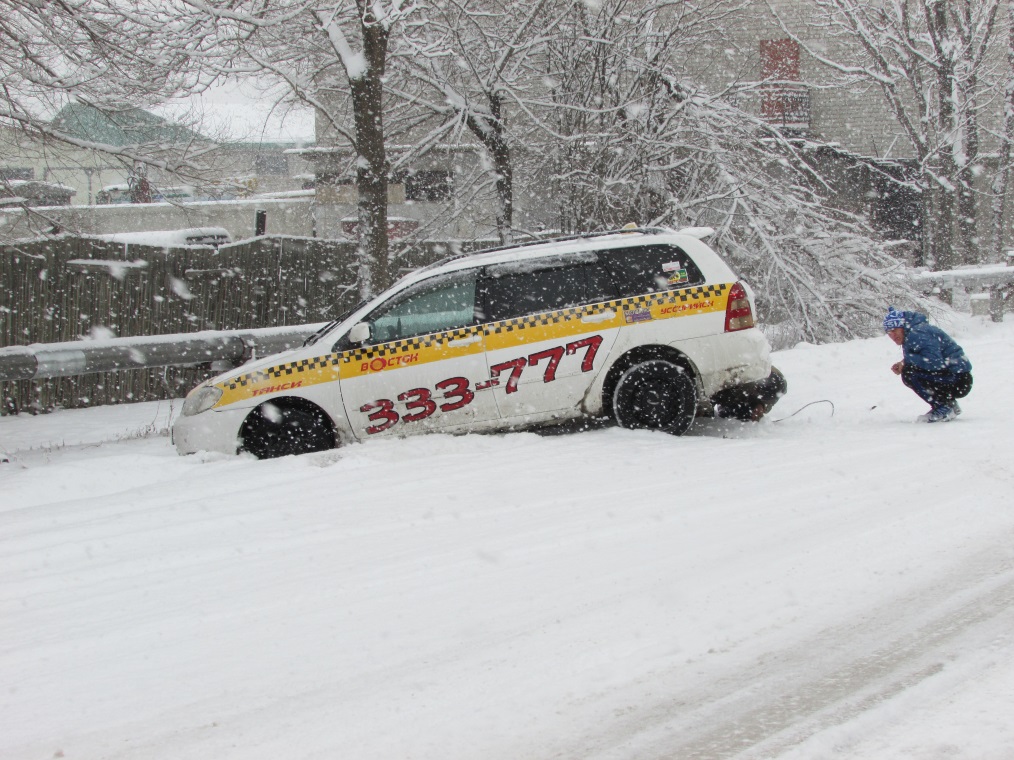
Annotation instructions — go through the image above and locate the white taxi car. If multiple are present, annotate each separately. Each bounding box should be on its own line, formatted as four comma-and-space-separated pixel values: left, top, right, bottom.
173, 227, 783, 458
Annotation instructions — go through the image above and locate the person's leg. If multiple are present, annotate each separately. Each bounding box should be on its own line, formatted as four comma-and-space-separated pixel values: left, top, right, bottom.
949, 373, 972, 415
953, 372, 973, 399
901, 366, 952, 408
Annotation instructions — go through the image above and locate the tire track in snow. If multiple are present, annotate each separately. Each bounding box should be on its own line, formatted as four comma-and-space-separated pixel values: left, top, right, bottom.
577, 538, 1014, 759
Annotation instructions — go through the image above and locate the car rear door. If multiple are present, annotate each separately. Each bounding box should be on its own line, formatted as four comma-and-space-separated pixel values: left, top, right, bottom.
479, 255, 620, 422
598, 244, 718, 338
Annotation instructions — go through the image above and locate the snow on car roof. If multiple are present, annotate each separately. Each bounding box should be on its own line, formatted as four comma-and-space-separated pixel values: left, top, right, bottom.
407, 227, 697, 284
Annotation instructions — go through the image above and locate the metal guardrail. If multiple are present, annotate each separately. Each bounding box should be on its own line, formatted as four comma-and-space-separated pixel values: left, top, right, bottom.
913, 263, 1014, 288
2, 259, 1012, 385
0, 324, 324, 383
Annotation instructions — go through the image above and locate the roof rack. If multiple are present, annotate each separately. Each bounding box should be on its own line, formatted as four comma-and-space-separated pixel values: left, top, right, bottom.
414, 226, 674, 274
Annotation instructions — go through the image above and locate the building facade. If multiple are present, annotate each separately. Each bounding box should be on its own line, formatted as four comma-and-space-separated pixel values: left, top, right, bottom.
700, 0, 1011, 258
0, 106, 315, 208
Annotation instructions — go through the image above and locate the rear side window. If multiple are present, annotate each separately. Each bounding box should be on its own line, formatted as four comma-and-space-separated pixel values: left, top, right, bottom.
475, 244, 705, 323
599, 245, 705, 299
482, 257, 599, 322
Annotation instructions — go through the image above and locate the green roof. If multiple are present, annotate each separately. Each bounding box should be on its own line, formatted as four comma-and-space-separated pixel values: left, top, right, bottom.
49, 103, 204, 147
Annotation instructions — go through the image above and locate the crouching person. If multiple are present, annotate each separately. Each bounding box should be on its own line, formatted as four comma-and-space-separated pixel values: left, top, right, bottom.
882, 307, 972, 423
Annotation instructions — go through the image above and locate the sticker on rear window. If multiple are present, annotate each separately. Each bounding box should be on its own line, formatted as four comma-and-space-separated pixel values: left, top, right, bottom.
667, 268, 689, 285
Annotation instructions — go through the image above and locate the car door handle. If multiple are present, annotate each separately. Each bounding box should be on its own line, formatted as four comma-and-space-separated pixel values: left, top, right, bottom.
581, 310, 615, 323
447, 334, 482, 346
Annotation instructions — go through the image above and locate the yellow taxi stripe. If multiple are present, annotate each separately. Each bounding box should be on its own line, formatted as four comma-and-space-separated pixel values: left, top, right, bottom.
485, 283, 729, 350
217, 354, 342, 407
212, 283, 732, 407
338, 324, 485, 380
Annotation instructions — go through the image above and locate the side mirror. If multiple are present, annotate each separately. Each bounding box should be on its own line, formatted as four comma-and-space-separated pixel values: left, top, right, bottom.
348, 322, 371, 345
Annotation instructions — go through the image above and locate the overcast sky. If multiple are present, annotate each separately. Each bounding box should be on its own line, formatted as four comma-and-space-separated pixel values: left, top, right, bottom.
157, 78, 316, 144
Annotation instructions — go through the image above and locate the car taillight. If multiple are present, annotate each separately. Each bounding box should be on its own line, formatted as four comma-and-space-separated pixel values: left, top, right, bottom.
725, 282, 755, 332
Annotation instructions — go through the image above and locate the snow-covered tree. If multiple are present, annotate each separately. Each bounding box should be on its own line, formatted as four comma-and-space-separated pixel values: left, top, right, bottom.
992, 0, 1014, 263
0, 0, 213, 177
166, 0, 420, 297
672, 102, 918, 343
393, 0, 583, 244
772, 0, 1008, 269
531, 0, 918, 343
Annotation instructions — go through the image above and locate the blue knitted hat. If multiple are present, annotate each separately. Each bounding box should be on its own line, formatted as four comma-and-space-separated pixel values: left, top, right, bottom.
883, 307, 905, 332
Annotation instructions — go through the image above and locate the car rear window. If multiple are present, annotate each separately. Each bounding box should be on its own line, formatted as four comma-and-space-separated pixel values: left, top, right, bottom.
597, 245, 705, 299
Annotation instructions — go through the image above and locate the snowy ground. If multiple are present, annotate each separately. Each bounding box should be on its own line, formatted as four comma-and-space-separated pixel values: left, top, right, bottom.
2, 314, 1013, 760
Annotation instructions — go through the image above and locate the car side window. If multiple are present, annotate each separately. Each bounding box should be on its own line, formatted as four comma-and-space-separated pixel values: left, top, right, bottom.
482, 261, 591, 323
363, 273, 479, 344
583, 260, 620, 304
601, 245, 705, 299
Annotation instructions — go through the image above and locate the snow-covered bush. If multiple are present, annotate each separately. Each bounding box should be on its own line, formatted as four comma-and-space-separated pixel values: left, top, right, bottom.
527, 0, 921, 344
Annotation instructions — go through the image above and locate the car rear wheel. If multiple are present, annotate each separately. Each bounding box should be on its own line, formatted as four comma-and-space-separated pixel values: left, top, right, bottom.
240, 402, 336, 459
612, 360, 697, 435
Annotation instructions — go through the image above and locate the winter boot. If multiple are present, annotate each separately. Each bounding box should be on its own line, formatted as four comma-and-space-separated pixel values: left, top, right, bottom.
918, 406, 957, 423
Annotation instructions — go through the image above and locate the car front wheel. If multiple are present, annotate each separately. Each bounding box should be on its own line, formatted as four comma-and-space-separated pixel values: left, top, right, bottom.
612, 360, 697, 435
239, 402, 337, 459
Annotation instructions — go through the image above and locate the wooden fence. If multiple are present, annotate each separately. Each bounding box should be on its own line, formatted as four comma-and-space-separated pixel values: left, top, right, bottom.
1, 235, 476, 413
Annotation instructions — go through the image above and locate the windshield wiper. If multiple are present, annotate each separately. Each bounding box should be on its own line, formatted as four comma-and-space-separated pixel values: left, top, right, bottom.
303, 300, 367, 347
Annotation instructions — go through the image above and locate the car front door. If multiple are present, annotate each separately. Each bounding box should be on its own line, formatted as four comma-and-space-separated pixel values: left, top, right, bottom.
336, 271, 499, 439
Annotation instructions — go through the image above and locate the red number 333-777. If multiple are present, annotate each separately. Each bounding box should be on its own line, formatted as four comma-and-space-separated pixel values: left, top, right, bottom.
358, 335, 603, 434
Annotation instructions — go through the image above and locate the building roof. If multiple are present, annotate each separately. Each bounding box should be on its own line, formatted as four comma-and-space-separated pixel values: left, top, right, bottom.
49, 103, 205, 147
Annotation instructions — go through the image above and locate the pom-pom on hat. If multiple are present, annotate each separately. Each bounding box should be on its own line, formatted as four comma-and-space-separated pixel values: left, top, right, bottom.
883, 306, 905, 332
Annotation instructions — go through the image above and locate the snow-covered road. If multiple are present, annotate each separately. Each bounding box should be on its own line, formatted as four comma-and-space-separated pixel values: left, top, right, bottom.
2, 315, 1013, 759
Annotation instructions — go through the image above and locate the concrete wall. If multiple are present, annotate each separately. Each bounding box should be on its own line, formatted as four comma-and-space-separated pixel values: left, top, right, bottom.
0, 193, 503, 244
0, 196, 320, 241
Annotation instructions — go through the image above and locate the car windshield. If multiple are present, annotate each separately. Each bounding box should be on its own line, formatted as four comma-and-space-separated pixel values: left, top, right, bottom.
302, 299, 368, 346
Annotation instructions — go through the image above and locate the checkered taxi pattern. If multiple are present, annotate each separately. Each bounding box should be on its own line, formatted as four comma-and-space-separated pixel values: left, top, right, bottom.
483, 282, 729, 349
485, 283, 727, 333
339, 325, 483, 365
224, 354, 342, 391
622, 282, 728, 311
214, 283, 732, 404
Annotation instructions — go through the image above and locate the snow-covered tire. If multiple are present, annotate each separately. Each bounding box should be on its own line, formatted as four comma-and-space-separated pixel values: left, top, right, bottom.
239, 402, 336, 459
612, 360, 697, 436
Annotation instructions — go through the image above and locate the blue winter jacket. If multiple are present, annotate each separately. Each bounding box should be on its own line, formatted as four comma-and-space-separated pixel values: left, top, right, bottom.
899, 311, 972, 375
